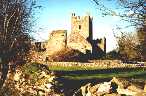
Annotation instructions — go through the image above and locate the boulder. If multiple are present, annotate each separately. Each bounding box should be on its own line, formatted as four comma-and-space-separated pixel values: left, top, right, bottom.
38, 91, 45, 96
111, 77, 130, 88
89, 84, 100, 93
45, 83, 53, 89
135, 92, 146, 96
144, 83, 146, 92
78, 77, 146, 96
80, 83, 91, 96
127, 85, 143, 93
96, 82, 111, 95
104, 93, 121, 96
86, 90, 92, 96
117, 87, 137, 95
80, 82, 112, 96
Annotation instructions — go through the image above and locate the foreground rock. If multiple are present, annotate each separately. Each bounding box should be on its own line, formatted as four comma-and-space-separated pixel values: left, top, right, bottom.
0, 64, 62, 96
74, 77, 146, 96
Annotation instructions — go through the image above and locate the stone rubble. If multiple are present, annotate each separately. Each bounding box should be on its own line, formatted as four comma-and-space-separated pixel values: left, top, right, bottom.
76, 77, 146, 96
14, 69, 57, 95
1, 65, 62, 96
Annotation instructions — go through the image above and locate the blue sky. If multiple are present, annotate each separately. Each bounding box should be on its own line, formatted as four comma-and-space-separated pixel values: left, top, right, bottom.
33, 0, 135, 52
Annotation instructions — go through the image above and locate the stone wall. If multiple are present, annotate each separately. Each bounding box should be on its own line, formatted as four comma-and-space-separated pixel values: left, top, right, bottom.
71, 13, 92, 40
46, 30, 67, 55
67, 32, 92, 54
68, 13, 93, 54
69, 13, 106, 56
46, 60, 145, 68
97, 37, 106, 53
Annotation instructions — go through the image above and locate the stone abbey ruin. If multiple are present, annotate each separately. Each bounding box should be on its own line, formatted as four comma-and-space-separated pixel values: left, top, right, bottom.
34, 13, 106, 61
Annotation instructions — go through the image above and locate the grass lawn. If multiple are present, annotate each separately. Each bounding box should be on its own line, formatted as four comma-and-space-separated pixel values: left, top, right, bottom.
48, 65, 146, 80
61, 71, 146, 80
48, 65, 101, 71
24, 63, 146, 80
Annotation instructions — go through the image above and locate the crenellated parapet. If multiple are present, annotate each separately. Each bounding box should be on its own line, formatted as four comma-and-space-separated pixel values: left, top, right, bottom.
71, 13, 93, 40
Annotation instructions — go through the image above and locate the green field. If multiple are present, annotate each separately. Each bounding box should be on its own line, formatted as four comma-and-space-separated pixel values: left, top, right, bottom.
24, 63, 146, 80
61, 71, 146, 80
48, 65, 101, 71
48, 65, 146, 80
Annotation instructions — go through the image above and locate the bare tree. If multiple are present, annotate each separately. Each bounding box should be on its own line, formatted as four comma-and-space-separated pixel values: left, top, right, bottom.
91, 0, 146, 61
137, 23, 146, 60
91, 0, 146, 26
0, 0, 37, 88
116, 32, 142, 61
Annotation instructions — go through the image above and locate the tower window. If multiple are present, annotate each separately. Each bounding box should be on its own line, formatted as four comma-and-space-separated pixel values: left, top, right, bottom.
79, 25, 81, 29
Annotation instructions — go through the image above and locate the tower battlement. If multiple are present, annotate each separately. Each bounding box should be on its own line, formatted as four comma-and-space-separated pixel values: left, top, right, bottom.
71, 13, 93, 41
70, 13, 106, 57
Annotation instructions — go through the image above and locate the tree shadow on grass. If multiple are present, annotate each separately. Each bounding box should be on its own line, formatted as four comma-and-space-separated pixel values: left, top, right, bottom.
54, 67, 146, 75
54, 67, 146, 96
56, 77, 111, 96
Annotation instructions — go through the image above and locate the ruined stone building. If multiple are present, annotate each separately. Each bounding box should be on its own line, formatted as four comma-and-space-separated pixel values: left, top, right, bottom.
71, 13, 93, 40
67, 13, 93, 54
68, 13, 106, 58
46, 30, 67, 55
34, 13, 106, 59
